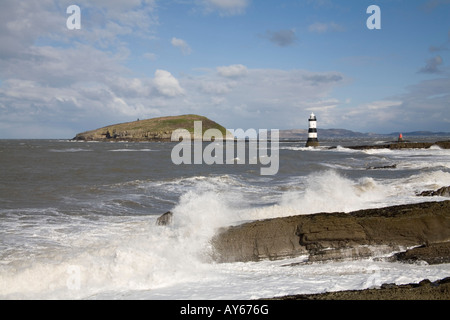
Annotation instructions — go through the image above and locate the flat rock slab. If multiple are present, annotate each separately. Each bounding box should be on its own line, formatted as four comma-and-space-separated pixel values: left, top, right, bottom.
393, 242, 450, 265
211, 201, 450, 263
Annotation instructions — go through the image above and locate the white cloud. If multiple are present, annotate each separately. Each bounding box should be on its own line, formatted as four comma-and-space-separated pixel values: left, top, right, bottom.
199, 81, 235, 94
339, 100, 403, 128
308, 22, 345, 33
171, 37, 192, 55
216, 64, 248, 77
308, 22, 327, 33
333, 75, 450, 133
365, 100, 403, 110
1, 0, 448, 138
154, 70, 185, 97
0, 59, 348, 137
199, 0, 250, 15
143, 52, 157, 60
178, 67, 347, 130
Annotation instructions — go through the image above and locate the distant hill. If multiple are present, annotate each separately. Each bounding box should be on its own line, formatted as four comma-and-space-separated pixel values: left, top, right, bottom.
74, 117, 450, 141
279, 128, 374, 139
73, 114, 231, 141
279, 129, 450, 139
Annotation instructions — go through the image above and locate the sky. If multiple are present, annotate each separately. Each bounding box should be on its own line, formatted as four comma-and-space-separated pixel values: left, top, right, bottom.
0, 0, 449, 139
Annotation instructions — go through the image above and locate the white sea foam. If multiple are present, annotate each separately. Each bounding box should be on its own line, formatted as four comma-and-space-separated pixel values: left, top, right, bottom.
2, 140, 450, 300
0, 215, 209, 299
48, 148, 92, 153
3, 205, 449, 300
109, 149, 154, 152
277, 170, 387, 215
0, 182, 244, 299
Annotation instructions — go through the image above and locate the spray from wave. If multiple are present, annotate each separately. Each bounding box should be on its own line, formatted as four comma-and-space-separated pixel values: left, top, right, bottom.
1, 168, 449, 299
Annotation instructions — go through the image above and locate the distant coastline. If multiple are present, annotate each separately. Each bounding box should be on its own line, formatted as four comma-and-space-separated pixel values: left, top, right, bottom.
72, 114, 450, 143
279, 128, 450, 140
344, 140, 450, 150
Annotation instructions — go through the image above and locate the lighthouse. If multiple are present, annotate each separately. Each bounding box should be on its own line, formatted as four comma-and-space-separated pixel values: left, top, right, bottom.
305, 112, 320, 147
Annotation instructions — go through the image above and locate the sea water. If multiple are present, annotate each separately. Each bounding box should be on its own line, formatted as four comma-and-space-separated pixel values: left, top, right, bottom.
0, 138, 449, 299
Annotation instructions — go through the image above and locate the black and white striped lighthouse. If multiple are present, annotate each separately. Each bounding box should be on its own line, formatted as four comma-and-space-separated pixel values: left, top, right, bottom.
305, 112, 320, 147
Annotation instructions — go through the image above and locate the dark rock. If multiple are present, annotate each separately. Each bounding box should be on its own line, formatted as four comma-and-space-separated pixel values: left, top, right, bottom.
393, 242, 450, 265
211, 216, 308, 262
381, 283, 397, 289
367, 164, 397, 170
418, 186, 450, 197
270, 277, 450, 300
156, 211, 173, 226
211, 201, 450, 263
419, 279, 432, 286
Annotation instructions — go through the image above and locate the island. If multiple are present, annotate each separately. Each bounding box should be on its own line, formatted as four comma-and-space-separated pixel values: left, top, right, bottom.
72, 114, 230, 142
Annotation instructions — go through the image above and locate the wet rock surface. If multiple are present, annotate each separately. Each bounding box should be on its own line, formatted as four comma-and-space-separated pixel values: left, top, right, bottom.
393, 242, 450, 265
271, 277, 450, 300
156, 211, 173, 226
418, 186, 450, 197
211, 201, 450, 263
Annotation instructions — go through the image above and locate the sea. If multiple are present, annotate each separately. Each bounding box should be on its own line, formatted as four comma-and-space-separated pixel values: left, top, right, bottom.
1, 137, 450, 300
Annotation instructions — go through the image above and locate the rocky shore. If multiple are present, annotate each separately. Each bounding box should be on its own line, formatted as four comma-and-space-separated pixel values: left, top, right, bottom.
156, 192, 450, 299
271, 277, 450, 300
208, 199, 450, 300
211, 200, 450, 263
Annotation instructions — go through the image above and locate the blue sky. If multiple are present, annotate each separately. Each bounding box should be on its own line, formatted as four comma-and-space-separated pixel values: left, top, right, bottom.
0, 0, 449, 138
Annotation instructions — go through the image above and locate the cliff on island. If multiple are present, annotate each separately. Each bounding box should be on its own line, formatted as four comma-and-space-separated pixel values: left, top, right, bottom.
73, 114, 231, 142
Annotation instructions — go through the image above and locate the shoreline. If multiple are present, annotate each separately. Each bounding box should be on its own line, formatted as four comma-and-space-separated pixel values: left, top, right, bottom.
269, 277, 450, 300
268, 242, 450, 300
210, 199, 450, 299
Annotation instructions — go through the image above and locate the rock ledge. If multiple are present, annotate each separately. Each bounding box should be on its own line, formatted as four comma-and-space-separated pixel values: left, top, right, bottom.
211, 201, 450, 263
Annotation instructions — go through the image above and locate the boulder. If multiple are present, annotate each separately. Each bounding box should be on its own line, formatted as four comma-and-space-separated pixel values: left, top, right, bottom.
156, 211, 173, 226
418, 186, 450, 197
367, 164, 397, 170
393, 242, 450, 265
